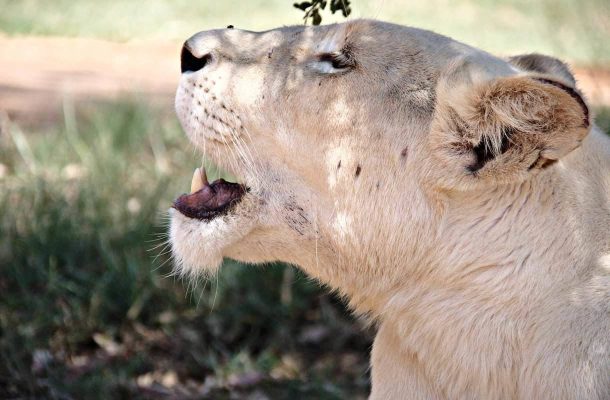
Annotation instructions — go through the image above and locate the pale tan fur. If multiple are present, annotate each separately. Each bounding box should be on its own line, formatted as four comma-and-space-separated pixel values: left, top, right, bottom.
170, 20, 610, 399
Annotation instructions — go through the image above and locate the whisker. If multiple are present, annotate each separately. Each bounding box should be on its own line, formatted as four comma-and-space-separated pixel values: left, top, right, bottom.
147, 240, 170, 252
154, 252, 175, 273
228, 130, 258, 180
152, 246, 173, 261
240, 124, 266, 184
218, 133, 241, 180
210, 272, 220, 313
195, 279, 209, 309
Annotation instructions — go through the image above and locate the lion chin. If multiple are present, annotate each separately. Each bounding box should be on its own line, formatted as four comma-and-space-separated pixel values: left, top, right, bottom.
169, 19, 610, 400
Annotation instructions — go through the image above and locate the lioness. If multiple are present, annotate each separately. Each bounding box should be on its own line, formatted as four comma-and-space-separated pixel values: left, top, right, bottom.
169, 20, 610, 399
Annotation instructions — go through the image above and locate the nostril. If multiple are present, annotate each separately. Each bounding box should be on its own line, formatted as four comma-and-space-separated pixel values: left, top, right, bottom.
181, 45, 212, 73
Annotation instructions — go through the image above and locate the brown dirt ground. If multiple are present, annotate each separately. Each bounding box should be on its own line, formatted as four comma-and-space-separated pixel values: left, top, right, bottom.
1, 36, 609, 129
0, 36, 180, 129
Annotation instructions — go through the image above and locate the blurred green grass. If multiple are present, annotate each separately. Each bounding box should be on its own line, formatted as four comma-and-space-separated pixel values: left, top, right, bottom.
0, 0, 609, 64
0, 102, 371, 398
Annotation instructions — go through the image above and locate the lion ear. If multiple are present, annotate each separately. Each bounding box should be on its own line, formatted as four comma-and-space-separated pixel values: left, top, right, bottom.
431, 73, 590, 187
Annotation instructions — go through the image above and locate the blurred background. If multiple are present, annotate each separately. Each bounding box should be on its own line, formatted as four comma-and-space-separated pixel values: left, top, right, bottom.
0, 1, 608, 398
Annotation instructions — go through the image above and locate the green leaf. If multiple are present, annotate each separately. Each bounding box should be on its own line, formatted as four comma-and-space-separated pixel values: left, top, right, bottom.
293, 2, 312, 11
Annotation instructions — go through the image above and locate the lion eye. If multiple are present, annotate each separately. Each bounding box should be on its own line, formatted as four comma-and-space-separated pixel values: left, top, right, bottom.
321, 53, 352, 69
312, 52, 355, 74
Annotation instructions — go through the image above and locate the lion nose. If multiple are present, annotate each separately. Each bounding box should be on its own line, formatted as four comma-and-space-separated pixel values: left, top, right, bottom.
181, 43, 212, 73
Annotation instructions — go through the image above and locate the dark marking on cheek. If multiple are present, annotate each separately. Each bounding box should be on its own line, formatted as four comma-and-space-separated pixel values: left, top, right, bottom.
284, 200, 309, 236
401, 146, 408, 158
337, 160, 342, 170
355, 164, 361, 177
376, 181, 380, 189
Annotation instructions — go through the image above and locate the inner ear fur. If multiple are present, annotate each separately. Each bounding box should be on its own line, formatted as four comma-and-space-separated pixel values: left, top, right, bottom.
431, 74, 590, 186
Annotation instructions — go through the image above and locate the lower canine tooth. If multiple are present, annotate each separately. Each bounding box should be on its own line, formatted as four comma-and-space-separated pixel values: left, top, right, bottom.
190, 168, 204, 193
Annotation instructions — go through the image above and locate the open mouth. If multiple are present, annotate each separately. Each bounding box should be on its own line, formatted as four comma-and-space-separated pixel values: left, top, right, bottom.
173, 168, 247, 220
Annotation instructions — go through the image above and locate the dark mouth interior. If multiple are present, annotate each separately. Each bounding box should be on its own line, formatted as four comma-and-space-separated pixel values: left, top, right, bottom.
173, 179, 246, 220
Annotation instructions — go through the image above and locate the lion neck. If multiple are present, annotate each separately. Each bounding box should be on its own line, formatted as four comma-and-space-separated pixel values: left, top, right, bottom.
301, 126, 610, 322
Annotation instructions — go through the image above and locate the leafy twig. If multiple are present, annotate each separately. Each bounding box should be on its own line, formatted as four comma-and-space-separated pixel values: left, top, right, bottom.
293, 0, 352, 26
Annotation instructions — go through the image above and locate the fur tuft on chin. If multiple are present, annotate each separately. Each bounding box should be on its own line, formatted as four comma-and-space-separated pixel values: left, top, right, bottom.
169, 189, 263, 279
169, 209, 224, 278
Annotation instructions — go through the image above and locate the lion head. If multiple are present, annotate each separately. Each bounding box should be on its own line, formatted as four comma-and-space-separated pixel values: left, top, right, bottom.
169, 20, 590, 312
